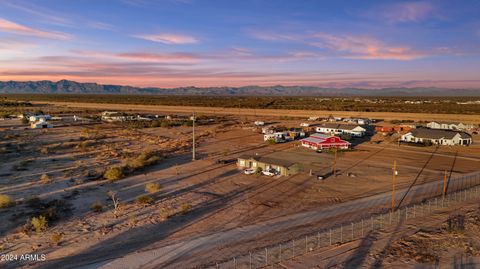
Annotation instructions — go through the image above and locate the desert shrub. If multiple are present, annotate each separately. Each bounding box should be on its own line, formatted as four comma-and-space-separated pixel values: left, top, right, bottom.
125, 151, 160, 171
103, 166, 124, 182
39, 174, 50, 184
180, 203, 191, 215
76, 141, 92, 152
40, 147, 49, 154
51, 233, 62, 246
21, 117, 29, 124
90, 202, 104, 212
265, 138, 276, 145
0, 194, 13, 208
30, 216, 48, 232
255, 167, 263, 174
145, 182, 161, 194
136, 195, 154, 205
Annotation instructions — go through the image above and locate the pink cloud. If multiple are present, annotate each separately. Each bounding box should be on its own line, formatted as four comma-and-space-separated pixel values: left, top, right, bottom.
0, 18, 70, 40
135, 33, 198, 44
309, 34, 427, 60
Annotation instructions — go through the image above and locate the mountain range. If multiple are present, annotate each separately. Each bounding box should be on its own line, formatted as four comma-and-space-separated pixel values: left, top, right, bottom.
1, 80, 480, 96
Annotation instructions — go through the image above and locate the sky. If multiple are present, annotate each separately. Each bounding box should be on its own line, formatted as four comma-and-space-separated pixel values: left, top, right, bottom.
0, 0, 480, 88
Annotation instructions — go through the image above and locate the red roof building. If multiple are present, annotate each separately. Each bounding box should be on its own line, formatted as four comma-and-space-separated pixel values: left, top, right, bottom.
300, 133, 350, 150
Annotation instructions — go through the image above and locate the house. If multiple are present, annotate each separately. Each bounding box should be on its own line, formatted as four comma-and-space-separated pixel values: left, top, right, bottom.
237, 155, 301, 176
264, 132, 288, 143
30, 119, 53, 129
300, 133, 350, 150
29, 115, 51, 122
375, 124, 413, 133
426, 121, 475, 131
316, 123, 366, 137
343, 118, 372, 125
400, 128, 472, 146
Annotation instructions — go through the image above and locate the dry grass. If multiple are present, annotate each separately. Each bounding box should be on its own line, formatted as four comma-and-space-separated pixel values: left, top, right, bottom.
0, 194, 13, 208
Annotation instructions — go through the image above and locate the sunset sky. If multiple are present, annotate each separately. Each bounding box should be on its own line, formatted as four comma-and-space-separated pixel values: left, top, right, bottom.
1, 0, 480, 88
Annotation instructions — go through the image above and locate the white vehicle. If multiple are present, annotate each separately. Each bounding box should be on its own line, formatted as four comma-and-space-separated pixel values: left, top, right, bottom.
254, 121, 265, 126
244, 168, 255, 175
300, 122, 310, 127
262, 169, 277, 176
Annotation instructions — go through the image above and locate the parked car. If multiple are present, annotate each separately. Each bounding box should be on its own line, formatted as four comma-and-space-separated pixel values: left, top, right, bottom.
244, 168, 255, 175
262, 169, 277, 176
316, 149, 323, 153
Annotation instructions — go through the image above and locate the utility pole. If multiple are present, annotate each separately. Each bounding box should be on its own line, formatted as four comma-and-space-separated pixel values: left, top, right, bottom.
392, 160, 397, 212
332, 147, 337, 177
192, 111, 196, 161
443, 169, 447, 198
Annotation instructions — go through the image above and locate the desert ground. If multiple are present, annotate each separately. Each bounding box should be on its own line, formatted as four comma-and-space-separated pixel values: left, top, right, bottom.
0, 101, 479, 268
31, 101, 480, 123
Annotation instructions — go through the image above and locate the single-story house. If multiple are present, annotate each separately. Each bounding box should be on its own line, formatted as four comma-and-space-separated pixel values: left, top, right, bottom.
30, 120, 53, 129
400, 128, 472, 146
29, 115, 51, 122
375, 124, 413, 133
300, 133, 350, 150
237, 155, 301, 176
426, 121, 475, 131
316, 123, 366, 137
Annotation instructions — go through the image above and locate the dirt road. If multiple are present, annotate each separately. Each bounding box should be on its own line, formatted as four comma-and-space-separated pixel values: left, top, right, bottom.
34, 101, 480, 124
36, 171, 480, 269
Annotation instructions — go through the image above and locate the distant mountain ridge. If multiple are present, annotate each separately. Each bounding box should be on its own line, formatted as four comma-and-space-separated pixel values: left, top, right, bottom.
1, 80, 480, 96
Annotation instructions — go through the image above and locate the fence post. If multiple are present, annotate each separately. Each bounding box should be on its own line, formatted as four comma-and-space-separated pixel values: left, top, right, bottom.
265, 248, 268, 266
216, 262, 219, 269
351, 222, 354, 240
329, 229, 332, 245
233, 257, 236, 269
361, 219, 364, 237
279, 244, 282, 262
340, 225, 343, 243
389, 212, 392, 225
249, 252, 252, 269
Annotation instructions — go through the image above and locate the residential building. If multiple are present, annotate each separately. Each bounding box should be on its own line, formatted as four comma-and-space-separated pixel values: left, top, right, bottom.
426, 121, 475, 131
300, 133, 350, 150
316, 123, 366, 137
29, 115, 51, 122
375, 124, 413, 133
237, 155, 301, 176
30, 118, 53, 129
400, 128, 472, 146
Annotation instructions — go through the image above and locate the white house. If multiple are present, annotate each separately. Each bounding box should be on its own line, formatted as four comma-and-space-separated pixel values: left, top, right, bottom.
401, 128, 472, 146
30, 118, 53, 129
264, 132, 288, 143
426, 121, 475, 131
29, 115, 51, 122
316, 123, 366, 137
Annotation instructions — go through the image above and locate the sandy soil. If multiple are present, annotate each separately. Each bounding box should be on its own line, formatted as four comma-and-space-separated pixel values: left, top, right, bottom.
0, 104, 479, 269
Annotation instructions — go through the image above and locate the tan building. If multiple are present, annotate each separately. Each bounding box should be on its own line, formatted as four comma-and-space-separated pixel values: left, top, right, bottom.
237, 155, 301, 176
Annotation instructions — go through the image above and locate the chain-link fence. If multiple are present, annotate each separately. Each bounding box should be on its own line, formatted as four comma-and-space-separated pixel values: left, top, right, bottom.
206, 172, 480, 269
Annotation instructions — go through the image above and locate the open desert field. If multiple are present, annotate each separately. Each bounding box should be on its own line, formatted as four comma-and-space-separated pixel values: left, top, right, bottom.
29, 100, 480, 124
1, 101, 479, 268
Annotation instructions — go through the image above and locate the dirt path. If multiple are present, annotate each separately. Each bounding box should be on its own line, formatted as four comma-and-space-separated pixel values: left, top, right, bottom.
33, 101, 480, 124
35, 171, 480, 269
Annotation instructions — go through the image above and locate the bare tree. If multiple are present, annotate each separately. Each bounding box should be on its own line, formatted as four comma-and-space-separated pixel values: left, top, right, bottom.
107, 190, 120, 218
